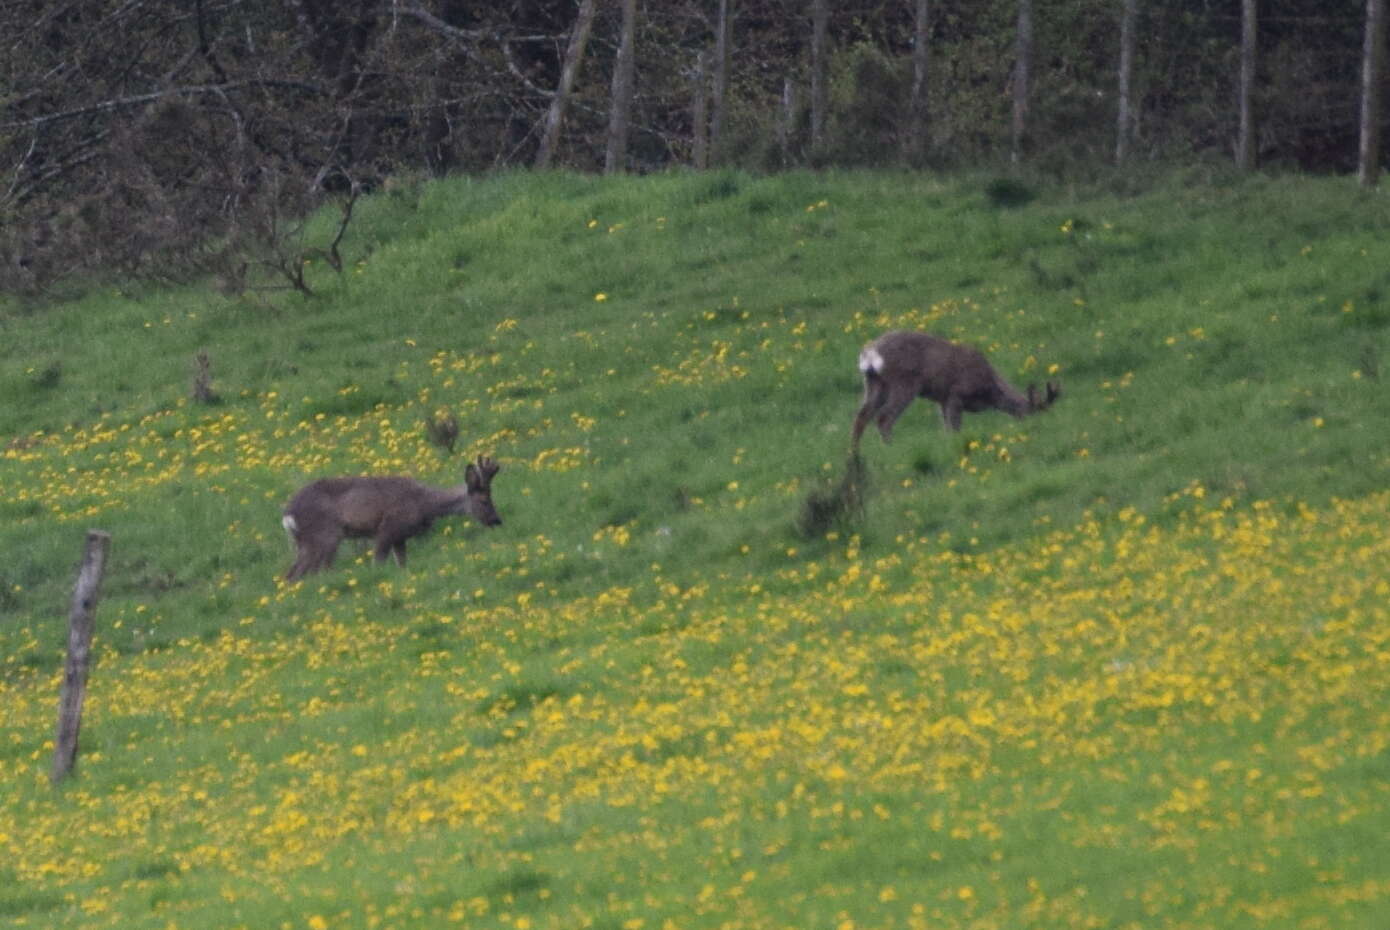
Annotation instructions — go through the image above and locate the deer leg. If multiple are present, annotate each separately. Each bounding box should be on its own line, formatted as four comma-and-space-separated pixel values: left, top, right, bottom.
372, 537, 394, 565
285, 551, 310, 582
287, 545, 330, 581
940, 395, 964, 432
374, 520, 411, 567
874, 383, 918, 443
286, 529, 340, 581
851, 377, 887, 451
313, 542, 339, 573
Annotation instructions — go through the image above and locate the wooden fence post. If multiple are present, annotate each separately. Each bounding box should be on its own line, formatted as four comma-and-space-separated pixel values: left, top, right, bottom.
51, 530, 112, 785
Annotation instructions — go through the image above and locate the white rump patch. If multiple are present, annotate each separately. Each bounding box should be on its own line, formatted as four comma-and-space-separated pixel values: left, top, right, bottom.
281, 513, 298, 537
858, 346, 884, 375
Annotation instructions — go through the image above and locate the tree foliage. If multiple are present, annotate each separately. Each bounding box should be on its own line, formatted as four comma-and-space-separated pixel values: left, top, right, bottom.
0, 0, 1381, 295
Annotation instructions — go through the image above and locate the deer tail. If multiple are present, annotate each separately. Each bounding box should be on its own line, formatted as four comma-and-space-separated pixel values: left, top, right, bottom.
858, 346, 884, 376
281, 513, 299, 538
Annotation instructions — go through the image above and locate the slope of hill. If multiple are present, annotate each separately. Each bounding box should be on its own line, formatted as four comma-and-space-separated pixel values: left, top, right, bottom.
1, 170, 1388, 928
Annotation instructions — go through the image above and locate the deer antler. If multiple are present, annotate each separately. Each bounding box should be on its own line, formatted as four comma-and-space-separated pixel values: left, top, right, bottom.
475, 455, 500, 481
1027, 381, 1062, 413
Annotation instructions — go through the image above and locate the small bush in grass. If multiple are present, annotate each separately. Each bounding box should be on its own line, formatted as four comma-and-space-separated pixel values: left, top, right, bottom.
29, 361, 61, 390
797, 454, 869, 539
191, 349, 219, 405
1359, 342, 1381, 381
984, 176, 1036, 208
424, 409, 459, 454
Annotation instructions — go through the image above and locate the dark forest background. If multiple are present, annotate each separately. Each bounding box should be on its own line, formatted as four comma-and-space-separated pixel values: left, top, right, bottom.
1, 0, 1384, 297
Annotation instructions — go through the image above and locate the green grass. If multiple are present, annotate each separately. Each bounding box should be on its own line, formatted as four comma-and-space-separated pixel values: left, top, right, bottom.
1, 169, 1389, 928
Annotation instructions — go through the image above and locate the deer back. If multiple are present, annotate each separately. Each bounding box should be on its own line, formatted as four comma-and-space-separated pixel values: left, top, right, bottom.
346, 477, 447, 533
285, 477, 439, 537
285, 457, 502, 537
866, 331, 1000, 402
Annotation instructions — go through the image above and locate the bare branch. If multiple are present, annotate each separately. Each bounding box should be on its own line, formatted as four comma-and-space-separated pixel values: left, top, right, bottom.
0, 80, 330, 132
500, 36, 554, 99
393, 4, 488, 45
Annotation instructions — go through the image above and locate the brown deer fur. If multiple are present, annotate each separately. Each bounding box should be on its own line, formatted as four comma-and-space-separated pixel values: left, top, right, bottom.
851, 331, 1060, 451
282, 456, 502, 581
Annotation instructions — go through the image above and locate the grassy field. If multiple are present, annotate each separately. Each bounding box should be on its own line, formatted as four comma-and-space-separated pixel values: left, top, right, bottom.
2, 168, 1389, 928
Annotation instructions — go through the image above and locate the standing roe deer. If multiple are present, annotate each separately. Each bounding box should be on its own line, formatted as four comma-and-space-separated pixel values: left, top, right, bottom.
851, 331, 1060, 451
282, 456, 502, 581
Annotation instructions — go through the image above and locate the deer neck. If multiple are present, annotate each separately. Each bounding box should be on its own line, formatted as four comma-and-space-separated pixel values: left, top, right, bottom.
419, 483, 469, 517
992, 374, 1033, 416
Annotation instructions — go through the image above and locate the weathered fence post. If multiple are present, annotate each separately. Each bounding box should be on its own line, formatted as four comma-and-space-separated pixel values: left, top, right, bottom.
51, 530, 112, 785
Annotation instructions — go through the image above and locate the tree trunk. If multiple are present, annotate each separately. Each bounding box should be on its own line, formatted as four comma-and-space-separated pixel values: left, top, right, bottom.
781, 77, 798, 166
605, 0, 639, 174
692, 48, 711, 169
903, 0, 931, 165
1116, 0, 1137, 165
1236, 0, 1257, 171
709, 0, 733, 162
1011, 0, 1033, 166
1360, 0, 1387, 187
534, 0, 599, 169
809, 0, 830, 150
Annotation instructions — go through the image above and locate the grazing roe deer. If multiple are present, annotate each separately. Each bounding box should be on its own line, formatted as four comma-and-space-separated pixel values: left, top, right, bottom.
851, 331, 1060, 451
282, 456, 502, 581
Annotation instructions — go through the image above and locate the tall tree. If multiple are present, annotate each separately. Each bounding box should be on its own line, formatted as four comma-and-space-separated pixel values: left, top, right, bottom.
1116, 0, 1138, 165
1236, 0, 1258, 171
1360, 0, 1387, 187
903, 0, 932, 165
1011, 0, 1033, 165
781, 77, 798, 165
709, 0, 734, 161
605, 0, 639, 173
692, 48, 711, 169
810, 0, 830, 149
535, 0, 599, 169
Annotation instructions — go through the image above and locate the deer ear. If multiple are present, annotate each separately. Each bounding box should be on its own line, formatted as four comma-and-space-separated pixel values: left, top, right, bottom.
465, 463, 480, 488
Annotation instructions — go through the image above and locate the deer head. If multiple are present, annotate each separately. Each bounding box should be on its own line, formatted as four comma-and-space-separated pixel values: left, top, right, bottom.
281, 455, 502, 581
461, 456, 502, 523
852, 330, 1061, 451
1026, 380, 1062, 415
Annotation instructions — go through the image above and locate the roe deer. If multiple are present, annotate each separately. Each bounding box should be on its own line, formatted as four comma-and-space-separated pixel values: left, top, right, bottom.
851, 331, 1060, 451
282, 456, 502, 581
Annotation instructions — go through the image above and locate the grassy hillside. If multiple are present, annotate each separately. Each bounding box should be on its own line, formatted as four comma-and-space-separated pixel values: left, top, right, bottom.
2, 169, 1388, 928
